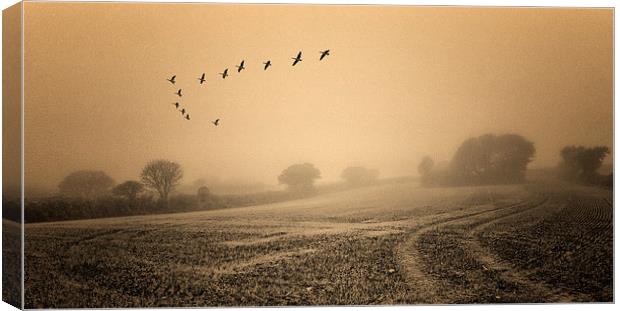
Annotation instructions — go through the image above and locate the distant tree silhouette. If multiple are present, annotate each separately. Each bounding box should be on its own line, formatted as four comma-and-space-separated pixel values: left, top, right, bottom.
278, 163, 321, 193
58, 170, 115, 200
341, 166, 379, 187
193, 178, 209, 188
418, 157, 434, 176
558, 146, 609, 184
140, 160, 183, 208
418, 156, 435, 185
197, 186, 212, 207
449, 134, 535, 185
112, 180, 144, 203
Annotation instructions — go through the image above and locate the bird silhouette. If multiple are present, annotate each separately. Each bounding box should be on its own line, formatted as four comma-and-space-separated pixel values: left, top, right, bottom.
319, 49, 330, 60
172, 102, 180, 108
180, 108, 186, 115
292, 51, 302, 66
263, 60, 272, 70
175, 89, 183, 97
186, 114, 190, 120
198, 73, 206, 84
212, 119, 220, 126
220, 69, 229, 79
167, 75, 176, 84
236, 60, 245, 72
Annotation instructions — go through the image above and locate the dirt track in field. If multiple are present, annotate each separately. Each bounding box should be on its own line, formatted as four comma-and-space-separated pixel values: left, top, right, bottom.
24, 180, 613, 307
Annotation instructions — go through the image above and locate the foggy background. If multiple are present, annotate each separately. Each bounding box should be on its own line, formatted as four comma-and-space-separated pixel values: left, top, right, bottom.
21, 3, 612, 195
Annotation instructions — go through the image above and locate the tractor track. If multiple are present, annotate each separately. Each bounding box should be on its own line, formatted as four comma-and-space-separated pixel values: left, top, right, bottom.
464, 196, 589, 302
397, 194, 553, 303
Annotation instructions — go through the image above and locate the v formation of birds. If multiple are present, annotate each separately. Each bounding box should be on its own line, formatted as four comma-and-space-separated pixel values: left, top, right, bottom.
166, 50, 331, 126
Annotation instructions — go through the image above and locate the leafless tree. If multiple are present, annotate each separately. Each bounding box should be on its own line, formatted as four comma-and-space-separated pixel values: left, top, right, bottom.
140, 160, 183, 207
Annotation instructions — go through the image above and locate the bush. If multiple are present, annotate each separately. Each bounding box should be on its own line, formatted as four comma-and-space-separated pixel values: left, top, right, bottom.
58, 170, 115, 200
24, 194, 159, 223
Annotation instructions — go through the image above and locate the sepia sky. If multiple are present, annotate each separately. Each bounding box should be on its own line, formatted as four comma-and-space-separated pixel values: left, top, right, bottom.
23, 3, 613, 193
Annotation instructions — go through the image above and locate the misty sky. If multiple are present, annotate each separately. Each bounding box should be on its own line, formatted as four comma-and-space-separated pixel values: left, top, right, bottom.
22, 3, 612, 193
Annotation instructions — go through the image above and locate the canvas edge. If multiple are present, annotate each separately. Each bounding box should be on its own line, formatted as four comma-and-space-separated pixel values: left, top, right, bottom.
2, 1, 24, 310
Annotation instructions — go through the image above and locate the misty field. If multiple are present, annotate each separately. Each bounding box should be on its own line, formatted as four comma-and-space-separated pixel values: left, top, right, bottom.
24, 179, 612, 307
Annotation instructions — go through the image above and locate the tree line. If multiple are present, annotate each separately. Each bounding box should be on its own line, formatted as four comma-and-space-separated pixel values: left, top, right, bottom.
5, 133, 610, 223
418, 133, 611, 188
12, 160, 382, 223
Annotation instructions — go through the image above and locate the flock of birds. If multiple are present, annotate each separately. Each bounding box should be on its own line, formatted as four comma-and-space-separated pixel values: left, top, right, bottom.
165, 49, 331, 126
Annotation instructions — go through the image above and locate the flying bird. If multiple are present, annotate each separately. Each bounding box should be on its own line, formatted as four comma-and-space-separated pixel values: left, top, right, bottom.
186, 114, 190, 120
220, 69, 229, 79
172, 102, 180, 108
180, 108, 186, 115
291, 51, 302, 66
212, 119, 220, 126
167, 75, 176, 84
175, 89, 183, 97
197, 73, 206, 84
236, 60, 245, 72
263, 60, 272, 70
319, 49, 330, 60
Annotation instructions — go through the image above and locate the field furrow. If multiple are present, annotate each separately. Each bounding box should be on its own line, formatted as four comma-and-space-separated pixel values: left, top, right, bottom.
23, 181, 614, 307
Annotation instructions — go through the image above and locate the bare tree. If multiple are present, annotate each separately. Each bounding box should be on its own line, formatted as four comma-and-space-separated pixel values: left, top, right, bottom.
140, 160, 183, 207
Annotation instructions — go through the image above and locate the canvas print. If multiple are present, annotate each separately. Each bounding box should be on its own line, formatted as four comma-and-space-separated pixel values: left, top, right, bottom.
2, 1, 614, 308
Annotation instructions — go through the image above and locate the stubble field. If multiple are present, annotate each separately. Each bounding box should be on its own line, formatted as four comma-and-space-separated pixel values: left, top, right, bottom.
23, 179, 613, 307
